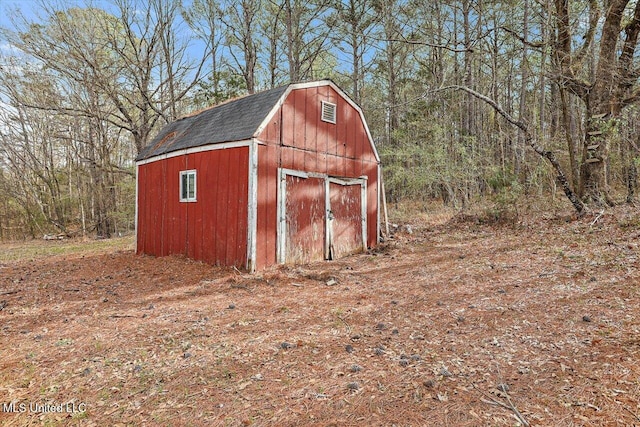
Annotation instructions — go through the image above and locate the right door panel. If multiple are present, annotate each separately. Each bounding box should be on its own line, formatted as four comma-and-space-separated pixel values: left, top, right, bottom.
328, 181, 364, 259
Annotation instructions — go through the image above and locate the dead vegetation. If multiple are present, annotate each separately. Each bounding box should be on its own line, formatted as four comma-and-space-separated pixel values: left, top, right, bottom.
1, 205, 639, 426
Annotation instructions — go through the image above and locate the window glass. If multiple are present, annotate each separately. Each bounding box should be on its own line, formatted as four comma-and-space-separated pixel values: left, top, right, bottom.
180, 170, 196, 202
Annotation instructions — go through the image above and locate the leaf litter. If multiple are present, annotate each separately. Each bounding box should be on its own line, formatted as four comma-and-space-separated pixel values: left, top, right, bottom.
0, 205, 639, 426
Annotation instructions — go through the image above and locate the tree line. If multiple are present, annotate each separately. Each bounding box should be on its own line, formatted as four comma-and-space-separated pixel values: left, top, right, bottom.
0, 0, 638, 239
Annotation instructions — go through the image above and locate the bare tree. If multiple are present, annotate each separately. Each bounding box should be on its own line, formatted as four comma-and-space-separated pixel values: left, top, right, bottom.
107, 0, 210, 151
0, 0, 208, 237
181, 0, 226, 97
331, 0, 378, 104
260, 0, 287, 87
280, 0, 335, 82
0, 72, 69, 234
373, 0, 414, 144
554, 0, 640, 206
449, 85, 586, 214
223, 0, 260, 93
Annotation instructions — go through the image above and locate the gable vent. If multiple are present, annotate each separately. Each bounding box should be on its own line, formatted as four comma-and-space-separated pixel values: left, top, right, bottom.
321, 101, 337, 124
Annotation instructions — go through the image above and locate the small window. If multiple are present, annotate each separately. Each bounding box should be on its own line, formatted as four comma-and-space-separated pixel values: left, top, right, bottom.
180, 170, 197, 202
321, 100, 336, 124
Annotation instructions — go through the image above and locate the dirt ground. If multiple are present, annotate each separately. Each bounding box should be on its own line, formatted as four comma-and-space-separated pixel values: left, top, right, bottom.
1, 205, 639, 426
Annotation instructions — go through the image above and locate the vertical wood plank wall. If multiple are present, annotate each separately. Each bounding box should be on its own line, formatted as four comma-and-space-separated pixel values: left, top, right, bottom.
255, 85, 379, 270
137, 83, 379, 271
329, 182, 364, 259
137, 146, 249, 268
284, 175, 326, 263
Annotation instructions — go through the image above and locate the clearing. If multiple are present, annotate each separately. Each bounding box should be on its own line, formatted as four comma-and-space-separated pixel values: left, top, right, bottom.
1, 205, 639, 426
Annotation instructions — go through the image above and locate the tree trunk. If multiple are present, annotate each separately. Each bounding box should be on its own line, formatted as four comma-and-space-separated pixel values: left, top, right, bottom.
625, 126, 640, 204
516, 0, 529, 178
284, 0, 300, 82
382, 0, 399, 144
462, 0, 474, 137
580, 110, 614, 206
579, 0, 621, 206
554, 0, 640, 206
559, 88, 581, 192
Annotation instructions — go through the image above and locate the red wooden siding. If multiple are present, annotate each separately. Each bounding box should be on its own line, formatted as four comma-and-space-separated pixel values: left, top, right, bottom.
255, 143, 278, 269
137, 147, 249, 267
329, 182, 363, 259
138, 81, 378, 271
165, 155, 186, 256
277, 86, 377, 164
255, 84, 379, 268
285, 175, 326, 263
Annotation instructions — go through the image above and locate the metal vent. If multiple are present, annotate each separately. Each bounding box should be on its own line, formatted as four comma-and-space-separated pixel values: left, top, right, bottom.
321, 101, 336, 124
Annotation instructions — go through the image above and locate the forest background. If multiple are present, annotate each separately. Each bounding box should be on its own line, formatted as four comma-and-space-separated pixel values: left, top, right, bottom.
0, 0, 638, 239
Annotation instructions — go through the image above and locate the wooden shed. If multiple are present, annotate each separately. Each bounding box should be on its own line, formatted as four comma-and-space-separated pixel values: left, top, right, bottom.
135, 80, 380, 271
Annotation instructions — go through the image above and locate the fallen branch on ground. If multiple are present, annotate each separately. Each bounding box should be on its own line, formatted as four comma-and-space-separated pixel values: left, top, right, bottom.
474, 384, 530, 427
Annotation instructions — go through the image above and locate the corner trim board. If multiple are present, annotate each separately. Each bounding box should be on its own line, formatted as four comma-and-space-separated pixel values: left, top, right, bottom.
134, 163, 139, 252
246, 139, 259, 272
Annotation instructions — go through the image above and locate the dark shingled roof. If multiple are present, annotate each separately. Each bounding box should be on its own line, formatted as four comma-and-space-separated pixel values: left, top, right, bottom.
136, 84, 289, 161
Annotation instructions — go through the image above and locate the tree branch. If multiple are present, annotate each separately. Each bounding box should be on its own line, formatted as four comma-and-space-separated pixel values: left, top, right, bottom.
622, 87, 640, 107
574, 0, 601, 68
443, 85, 586, 214
549, 72, 591, 100
499, 26, 544, 49
367, 34, 471, 53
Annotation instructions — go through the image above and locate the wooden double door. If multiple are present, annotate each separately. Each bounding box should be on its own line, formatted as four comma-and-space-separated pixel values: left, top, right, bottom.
278, 169, 367, 264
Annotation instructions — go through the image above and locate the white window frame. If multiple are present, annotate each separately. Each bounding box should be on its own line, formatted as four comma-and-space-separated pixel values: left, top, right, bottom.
180, 170, 197, 202
321, 100, 337, 124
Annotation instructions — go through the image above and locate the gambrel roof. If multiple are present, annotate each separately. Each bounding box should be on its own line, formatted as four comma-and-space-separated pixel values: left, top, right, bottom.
136, 85, 289, 161
136, 80, 379, 163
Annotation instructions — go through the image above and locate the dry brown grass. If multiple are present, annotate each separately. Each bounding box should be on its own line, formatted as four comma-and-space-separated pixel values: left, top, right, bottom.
1, 205, 639, 426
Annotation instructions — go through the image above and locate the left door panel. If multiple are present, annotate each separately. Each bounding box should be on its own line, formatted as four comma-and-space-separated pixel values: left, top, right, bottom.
284, 175, 326, 263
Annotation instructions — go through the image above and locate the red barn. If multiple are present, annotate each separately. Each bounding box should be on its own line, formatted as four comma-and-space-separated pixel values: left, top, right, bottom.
135, 80, 380, 271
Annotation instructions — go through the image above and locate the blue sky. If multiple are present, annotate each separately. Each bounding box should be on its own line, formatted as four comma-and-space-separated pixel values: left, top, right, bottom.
1, 0, 36, 38
0, 0, 209, 75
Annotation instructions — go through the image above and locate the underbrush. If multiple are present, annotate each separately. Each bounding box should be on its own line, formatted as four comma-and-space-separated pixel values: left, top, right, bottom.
386, 192, 577, 230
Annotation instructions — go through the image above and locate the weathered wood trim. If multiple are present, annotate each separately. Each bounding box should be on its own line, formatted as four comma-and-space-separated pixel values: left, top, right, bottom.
276, 168, 288, 264
280, 168, 309, 179
327, 176, 365, 186
134, 163, 139, 252
246, 139, 259, 272
324, 177, 332, 259
274, 167, 369, 264
377, 164, 382, 244
136, 140, 255, 166
326, 176, 368, 255
361, 179, 368, 251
